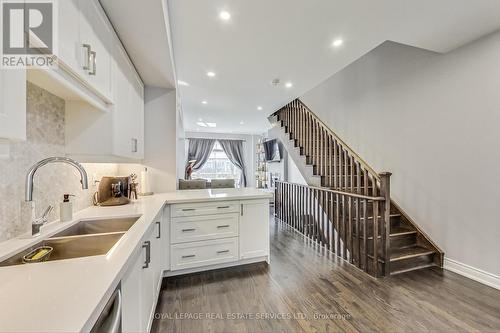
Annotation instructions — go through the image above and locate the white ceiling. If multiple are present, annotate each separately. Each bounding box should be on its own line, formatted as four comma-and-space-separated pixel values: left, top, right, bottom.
100, 0, 176, 89
167, 0, 500, 134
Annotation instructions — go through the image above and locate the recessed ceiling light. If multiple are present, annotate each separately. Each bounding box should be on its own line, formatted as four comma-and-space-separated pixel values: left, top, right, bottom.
206, 122, 217, 128
219, 11, 231, 21
332, 39, 344, 47
198, 118, 203, 121
257, 106, 263, 111
285, 82, 293, 88
240, 121, 244, 125
196, 122, 207, 127
206, 71, 216, 77
202, 101, 207, 104
178, 80, 190, 86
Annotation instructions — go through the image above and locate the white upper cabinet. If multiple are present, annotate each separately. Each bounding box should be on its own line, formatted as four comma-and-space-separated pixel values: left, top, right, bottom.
57, 0, 82, 76
61, 0, 144, 161
78, 0, 113, 101
0, 70, 27, 141
48, 0, 113, 104
113, 41, 144, 159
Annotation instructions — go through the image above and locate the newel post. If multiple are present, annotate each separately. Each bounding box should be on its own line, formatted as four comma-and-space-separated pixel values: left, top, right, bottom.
379, 172, 392, 276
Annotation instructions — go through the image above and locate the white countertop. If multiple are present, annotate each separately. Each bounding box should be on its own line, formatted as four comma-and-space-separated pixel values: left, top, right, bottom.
0, 188, 272, 333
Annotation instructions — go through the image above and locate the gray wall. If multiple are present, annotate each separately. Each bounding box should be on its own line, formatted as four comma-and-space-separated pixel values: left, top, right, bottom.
301, 33, 500, 276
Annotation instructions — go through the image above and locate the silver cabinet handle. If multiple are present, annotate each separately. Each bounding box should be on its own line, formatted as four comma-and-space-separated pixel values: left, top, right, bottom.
156, 221, 161, 239
89, 50, 97, 76
217, 250, 230, 254
131, 138, 138, 153
142, 241, 151, 269
217, 225, 230, 229
82, 44, 91, 70
182, 254, 196, 259
217, 206, 230, 209
182, 228, 196, 232
182, 208, 195, 212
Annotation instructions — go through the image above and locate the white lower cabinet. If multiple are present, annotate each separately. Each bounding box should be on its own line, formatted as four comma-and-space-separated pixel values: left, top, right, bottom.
168, 199, 270, 273
239, 200, 270, 260
171, 238, 239, 271
122, 217, 165, 333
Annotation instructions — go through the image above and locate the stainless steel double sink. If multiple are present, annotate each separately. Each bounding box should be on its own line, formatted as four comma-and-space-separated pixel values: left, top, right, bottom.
0, 217, 140, 267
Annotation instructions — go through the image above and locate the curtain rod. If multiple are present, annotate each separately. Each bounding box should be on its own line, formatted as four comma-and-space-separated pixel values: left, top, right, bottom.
187, 137, 246, 142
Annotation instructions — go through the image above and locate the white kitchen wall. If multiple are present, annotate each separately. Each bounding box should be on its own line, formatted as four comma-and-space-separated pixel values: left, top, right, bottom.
184, 131, 262, 188
0, 83, 120, 242
300, 33, 500, 277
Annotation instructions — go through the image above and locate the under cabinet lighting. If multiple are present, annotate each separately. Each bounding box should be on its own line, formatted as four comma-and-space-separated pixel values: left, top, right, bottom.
285, 82, 293, 88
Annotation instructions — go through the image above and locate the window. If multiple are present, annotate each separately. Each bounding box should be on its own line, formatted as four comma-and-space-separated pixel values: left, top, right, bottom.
192, 142, 242, 185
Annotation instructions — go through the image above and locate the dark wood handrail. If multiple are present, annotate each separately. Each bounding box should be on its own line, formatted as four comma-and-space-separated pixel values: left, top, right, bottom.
276, 181, 385, 201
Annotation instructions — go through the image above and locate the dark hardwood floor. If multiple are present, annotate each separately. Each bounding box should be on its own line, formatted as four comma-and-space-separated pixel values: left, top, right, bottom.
152, 218, 500, 333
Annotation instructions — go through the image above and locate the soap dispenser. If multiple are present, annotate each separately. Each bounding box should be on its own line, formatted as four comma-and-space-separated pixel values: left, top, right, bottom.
60, 194, 74, 222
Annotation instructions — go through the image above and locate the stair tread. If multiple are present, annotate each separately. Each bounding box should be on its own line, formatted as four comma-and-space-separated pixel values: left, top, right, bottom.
390, 246, 435, 261
354, 225, 415, 240
390, 225, 416, 236
391, 263, 437, 275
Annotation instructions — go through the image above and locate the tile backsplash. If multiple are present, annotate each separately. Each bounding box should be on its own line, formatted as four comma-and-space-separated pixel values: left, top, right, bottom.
0, 83, 123, 242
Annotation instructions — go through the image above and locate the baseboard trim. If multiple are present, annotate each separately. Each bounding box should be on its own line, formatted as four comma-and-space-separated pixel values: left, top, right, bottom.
444, 258, 500, 290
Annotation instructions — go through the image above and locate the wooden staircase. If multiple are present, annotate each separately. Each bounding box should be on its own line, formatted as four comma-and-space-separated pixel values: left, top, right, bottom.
270, 99, 443, 277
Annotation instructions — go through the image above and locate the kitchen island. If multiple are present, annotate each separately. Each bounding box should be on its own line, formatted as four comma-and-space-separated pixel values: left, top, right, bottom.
0, 188, 272, 332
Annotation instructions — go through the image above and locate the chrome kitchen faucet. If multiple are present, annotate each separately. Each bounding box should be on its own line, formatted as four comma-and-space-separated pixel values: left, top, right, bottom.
25, 157, 89, 236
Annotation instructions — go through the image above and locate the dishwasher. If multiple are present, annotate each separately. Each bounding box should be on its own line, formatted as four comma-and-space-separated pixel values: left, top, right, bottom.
91, 287, 122, 333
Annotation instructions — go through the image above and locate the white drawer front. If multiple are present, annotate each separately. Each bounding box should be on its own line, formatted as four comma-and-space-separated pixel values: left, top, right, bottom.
171, 213, 238, 244
170, 238, 238, 271
171, 202, 240, 217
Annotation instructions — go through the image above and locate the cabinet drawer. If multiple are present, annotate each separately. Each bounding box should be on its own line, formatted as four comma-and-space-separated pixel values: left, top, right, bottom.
171, 213, 238, 244
170, 238, 238, 271
171, 202, 240, 217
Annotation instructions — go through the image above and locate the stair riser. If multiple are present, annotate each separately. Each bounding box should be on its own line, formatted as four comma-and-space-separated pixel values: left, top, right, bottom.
390, 233, 417, 249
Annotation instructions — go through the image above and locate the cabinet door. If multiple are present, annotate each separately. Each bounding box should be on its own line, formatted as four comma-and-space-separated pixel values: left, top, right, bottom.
141, 230, 156, 332
112, 39, 144, 159
57, 0, 83, 76
79, 0, 113, 100
112, 41, 134, 158
0, 69, 26, 141
239, 200, 270, 260
130, 73, 144, 158
121, 250, 143, 333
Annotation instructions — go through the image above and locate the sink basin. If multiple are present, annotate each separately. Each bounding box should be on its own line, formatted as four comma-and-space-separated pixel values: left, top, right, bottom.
51, 217, 139, 238
0, 233, 125, 267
